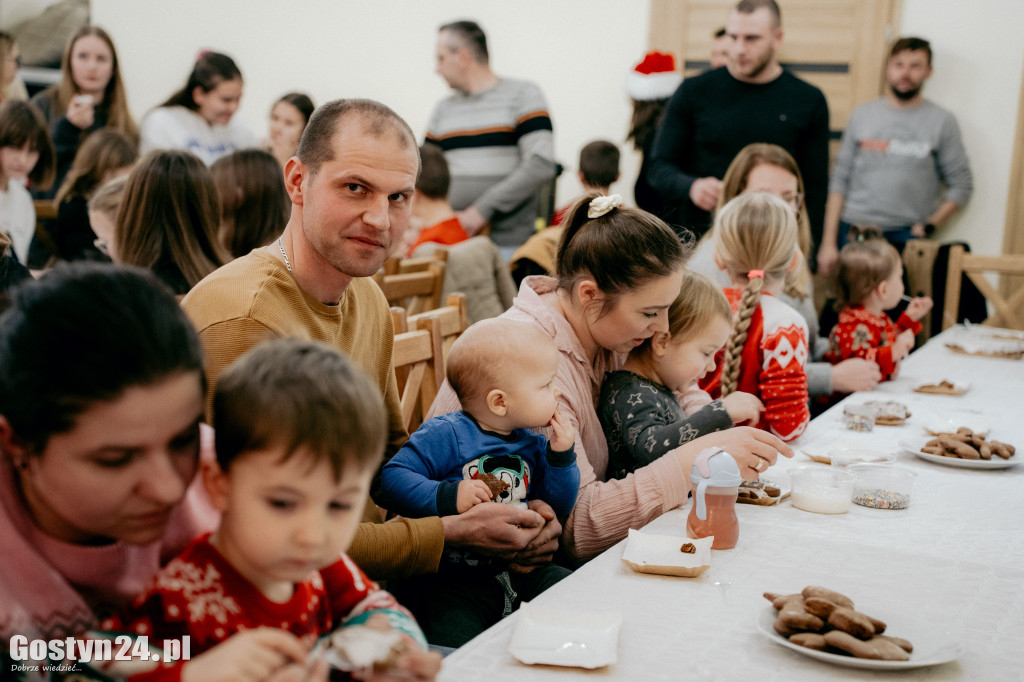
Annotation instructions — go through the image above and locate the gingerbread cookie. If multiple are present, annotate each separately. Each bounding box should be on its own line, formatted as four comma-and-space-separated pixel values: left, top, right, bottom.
862, 400, 911, 426
477, 472, 510, 499
737, 480, 783, 506
914, 380, 965, 395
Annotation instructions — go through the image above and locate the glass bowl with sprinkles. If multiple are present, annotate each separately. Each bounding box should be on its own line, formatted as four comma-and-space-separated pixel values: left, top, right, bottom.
847, 464, 917, 510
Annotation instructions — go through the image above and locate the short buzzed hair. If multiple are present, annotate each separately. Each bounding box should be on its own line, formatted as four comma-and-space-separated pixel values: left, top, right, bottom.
579, 140, 620, 188
890, 37, 932, 66
439, 20, 489, 64
296, 98, 418, 177
735, 0, 782, 27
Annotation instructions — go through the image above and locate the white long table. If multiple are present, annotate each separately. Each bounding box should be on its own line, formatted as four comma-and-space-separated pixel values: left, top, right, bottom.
438, 327, 1024, 680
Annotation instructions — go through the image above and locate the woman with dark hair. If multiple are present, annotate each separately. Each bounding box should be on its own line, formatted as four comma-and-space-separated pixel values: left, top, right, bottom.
0, 100, 55, 263
265, 91, 314, 168
140, 51, 256, 165
427, 193, 792, 566
29, 26, 137, 198
0, 263, 321, 680
115, 149, 229, 295
210, 148, 289, 258
49, 127, 137, 262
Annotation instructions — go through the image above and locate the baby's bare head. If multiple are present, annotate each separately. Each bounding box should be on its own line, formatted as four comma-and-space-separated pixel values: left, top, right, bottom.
447, 318, 557, 406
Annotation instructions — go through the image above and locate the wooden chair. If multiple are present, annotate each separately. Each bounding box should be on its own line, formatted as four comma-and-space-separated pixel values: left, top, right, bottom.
374, 261, 446, 314
382, 248, 449, 276
408, 293, 470, 361
392, 314, 445, 433
943, 245, 1024, 330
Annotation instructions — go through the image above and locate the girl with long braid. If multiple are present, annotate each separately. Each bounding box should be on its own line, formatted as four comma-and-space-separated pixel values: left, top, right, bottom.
700, 192, 811, 441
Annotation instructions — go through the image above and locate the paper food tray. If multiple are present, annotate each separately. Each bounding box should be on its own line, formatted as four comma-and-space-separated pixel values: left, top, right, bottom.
621, 528, 712, 577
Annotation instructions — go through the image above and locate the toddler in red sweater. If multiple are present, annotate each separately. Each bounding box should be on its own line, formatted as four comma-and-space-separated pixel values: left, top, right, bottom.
102, 339, 439, 681
825, 228, 933, 380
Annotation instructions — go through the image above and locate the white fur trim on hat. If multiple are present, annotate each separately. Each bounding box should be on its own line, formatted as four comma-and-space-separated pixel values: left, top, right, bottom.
625, 70, 682, 101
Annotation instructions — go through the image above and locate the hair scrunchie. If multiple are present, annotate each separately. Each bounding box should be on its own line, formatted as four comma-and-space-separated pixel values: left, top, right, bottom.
588, 194, 624, 219
747, 269, 765, 280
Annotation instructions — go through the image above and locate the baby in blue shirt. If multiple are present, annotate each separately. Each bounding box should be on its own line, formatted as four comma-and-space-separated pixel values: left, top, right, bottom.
379, 317, 579, 647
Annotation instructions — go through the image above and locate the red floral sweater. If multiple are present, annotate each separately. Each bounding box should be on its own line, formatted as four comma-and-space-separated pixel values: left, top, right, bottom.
824, 306, 922, 380
98, 534, 423, 681
701, 290, 810, 442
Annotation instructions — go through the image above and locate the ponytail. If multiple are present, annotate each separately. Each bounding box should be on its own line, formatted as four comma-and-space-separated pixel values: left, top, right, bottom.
556, 192, 687, 313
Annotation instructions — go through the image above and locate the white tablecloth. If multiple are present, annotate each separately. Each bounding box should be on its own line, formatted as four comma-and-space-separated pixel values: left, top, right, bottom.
438, 326, 1024, 680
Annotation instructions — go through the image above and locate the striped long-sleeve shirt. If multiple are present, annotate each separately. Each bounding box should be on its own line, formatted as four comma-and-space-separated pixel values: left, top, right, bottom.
425, 78, 556, 248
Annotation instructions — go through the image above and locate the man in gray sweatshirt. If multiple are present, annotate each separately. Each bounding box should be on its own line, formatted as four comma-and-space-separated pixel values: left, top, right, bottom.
818, 37, 973, 275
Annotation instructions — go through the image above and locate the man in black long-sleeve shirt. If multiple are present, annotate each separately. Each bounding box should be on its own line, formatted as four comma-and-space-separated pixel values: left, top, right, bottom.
648, 0, 829, 252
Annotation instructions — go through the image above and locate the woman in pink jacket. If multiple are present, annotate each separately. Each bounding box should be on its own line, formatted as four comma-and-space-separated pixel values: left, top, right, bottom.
429, 193, 792, 563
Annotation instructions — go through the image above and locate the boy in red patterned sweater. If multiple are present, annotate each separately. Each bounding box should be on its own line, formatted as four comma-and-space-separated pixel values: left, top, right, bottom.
825, 229, 932, 380
101, 339, 440, 681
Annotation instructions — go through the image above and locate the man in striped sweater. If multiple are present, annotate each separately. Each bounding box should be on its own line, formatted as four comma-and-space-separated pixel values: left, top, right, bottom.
426, 20, 557, 258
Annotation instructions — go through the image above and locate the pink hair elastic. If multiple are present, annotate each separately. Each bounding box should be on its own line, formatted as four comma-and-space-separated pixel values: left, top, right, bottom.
747, 269, 765, 279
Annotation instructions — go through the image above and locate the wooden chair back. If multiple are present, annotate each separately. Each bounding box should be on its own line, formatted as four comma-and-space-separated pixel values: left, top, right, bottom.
391, 314, 445, 433
943, 245, 1024, 330
374, 261, 446, 314
407, 293, 469, 362
382, 248, 449, 276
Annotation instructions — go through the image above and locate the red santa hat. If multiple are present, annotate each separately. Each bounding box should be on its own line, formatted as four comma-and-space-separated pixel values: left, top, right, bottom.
626, 51, 682, 101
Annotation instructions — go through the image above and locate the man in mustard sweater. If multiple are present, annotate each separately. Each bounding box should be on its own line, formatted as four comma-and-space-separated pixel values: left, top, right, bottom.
183, 98, 562, 582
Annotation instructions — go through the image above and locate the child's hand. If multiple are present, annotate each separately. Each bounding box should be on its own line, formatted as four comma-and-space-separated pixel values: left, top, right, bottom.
352, 614, 442, 682
893, 328, 916, 361
720, 392, 764, 426
548, 405, 576, 452
905, 296, 933, 321
457, 479, 492, 512
182, 627, 308, 682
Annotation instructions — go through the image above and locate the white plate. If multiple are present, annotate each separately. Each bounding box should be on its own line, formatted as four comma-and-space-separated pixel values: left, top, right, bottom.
899, 437, 1020, 470
507, 601, 620, 668
756, 606, 964, 670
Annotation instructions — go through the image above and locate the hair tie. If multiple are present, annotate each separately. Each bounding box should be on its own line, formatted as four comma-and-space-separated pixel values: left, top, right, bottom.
588, 194, 623, 219
747, 269, 765, 280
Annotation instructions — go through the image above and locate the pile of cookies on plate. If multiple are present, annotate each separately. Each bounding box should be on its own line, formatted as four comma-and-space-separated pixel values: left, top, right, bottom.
765, 586, 913, 661
922, 427, 1015, 460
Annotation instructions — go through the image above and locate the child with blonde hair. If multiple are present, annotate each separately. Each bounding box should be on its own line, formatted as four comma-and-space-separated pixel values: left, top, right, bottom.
598, 269, 763, 478
700, 192, 811, 442
379, 317, 579, 647
824, 227, 932, 380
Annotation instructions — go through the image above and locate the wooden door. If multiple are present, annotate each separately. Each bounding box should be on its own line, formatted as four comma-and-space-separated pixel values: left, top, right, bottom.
648, 0, 903, 161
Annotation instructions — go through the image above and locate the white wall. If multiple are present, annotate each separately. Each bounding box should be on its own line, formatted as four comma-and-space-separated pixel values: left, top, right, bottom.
90, 1, 1022, 256
899, 0, 1024, 256
91, 0, 651, 208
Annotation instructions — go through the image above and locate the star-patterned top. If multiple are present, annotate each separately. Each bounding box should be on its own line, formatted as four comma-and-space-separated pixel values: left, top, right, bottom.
824, 305, 922, 381
598, 370, 733, 479
701, 290, 810, 442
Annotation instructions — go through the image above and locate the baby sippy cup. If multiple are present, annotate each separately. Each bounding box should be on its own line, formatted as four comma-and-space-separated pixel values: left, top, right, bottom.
686, 447, 742, 549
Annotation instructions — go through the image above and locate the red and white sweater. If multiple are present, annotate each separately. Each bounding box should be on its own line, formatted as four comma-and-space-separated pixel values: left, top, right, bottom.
824, 306, 922, 380
701, 290, 810, 441
100, 534, 423, 681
